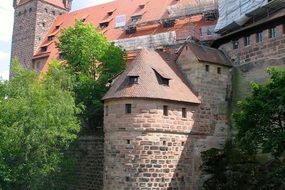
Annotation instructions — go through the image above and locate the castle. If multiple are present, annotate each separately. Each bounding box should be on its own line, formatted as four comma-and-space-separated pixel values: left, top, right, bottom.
11, 0, 285, 189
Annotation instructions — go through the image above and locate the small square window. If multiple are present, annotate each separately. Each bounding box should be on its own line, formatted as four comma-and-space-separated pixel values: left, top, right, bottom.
233, 40, 239, 49
256, 31, 263, 43
181, 141, 185, 146
163, 105, 168, 116
269, 27, 277, 38
244, 35, 250, 46
125, 104, 132, 114
126, 139, 131, 144
163, 141, 166, 145
182, 108, 187, 118
128, 76, 139, 84
205, 65, 209, 72
217, 67, 221, 74
126, 176, 130, 182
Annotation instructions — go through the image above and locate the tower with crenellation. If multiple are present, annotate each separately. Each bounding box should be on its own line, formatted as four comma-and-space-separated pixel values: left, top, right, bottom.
11, 0, 72, 69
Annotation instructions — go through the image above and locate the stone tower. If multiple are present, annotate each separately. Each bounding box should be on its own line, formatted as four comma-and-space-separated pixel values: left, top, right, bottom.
102, 45, 232, 189
11, 0, 73, 69
102, 49, 201, 189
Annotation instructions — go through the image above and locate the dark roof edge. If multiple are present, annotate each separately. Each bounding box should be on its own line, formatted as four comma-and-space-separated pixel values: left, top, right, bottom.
102, 96, 201, 105
212, 10, 285, 48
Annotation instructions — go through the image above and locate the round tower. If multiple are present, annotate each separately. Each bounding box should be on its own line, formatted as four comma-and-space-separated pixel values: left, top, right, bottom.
103, 49, 200, 189
11, 0, 73, 69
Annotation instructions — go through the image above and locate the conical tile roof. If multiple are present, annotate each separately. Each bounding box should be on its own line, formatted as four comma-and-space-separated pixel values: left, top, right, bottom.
103, 49, 200, 104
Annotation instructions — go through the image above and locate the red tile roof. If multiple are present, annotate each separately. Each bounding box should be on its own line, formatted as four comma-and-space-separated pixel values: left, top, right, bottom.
33, 0, 217, 71
103, 49, 200, 104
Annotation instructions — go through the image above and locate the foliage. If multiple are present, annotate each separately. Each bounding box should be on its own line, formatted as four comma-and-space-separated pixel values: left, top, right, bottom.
0, 60, 80, 190
201, 68, 285, 190
233, 68, 285, 156
57, 21, 125, 131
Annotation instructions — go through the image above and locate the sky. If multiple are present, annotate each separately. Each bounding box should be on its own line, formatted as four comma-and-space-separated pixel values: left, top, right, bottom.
0, 0, 113, 80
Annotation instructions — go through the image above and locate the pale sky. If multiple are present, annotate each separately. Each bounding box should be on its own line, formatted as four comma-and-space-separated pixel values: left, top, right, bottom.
0, 0, 113, 80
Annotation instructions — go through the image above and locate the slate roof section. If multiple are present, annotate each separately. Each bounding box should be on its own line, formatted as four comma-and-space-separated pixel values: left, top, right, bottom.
102, 49, 200, 104
186, 42, 232, 67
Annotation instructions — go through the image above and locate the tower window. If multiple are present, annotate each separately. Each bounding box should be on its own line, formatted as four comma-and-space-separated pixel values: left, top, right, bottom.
269, 27, 277, 38
233, 40, 239, 49
126, 139, 131, 144
182, 108, 187, 118
205, 65, 209, 72
217, 67, 221, 74
42, 22, 45, 27
52, 11, 55, 15
256, 31, 263, 43
18, 11, 22, 16
45, 8, 48, 13
163, 19, 175, 28
128, 76, 139, 84
163, 105, 168, 116
244, 35, 250, 46
105, 106, 109, 116
29, 8, 32, 12
125, 104, 132, 114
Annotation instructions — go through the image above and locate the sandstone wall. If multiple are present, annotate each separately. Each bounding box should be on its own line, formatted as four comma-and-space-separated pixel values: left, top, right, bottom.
219, 23, 285, 101
177, 52, 232, 189
68, 136, 104, 190
104, 99, 199, 189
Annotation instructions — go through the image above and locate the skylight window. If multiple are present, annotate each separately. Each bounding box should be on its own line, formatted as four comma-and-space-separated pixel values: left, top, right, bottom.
115, 15, 126, 27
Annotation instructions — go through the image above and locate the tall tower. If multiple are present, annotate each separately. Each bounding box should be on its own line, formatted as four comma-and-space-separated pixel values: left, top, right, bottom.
11, 0, 73, 69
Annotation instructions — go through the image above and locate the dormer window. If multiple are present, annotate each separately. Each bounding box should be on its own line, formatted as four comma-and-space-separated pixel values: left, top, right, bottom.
41, 46, 48, 52
128, 76, 139, 84
139, 4, 145, 9
163, 19, 175, 28
100, 22, 109, 29
48, 35, 55, 41
131, 15, 142, 22
153, 69, 170, 86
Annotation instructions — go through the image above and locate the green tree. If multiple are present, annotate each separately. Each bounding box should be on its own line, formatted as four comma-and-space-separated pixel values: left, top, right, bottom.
234, 68, 285, 156
57, 21, 125, 131
0, 60, 80, 190
201, 68, 285, 190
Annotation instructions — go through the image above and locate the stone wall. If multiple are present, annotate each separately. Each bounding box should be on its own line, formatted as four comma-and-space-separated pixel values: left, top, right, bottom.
219, 23, 285, 100
68, 136, 104, 190
11, 0, 67, 69
104, 98, 199, 189
177, 49, 232, 189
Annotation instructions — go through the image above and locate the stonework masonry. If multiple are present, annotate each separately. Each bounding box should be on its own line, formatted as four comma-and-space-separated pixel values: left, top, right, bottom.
11, 0, 68, 69
219, 23, 285, 100
177, 48, 232, 188
104, 99, 199, 189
